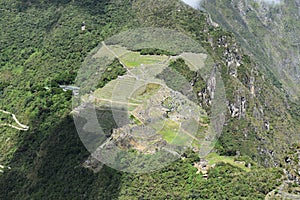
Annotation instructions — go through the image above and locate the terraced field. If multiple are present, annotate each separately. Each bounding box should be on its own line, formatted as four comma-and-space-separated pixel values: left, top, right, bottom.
119, 52, 168, 68
205, 152, 251, 172
180, 52, 207, 71
155, 118, 200, 147
80, 44, 210, 155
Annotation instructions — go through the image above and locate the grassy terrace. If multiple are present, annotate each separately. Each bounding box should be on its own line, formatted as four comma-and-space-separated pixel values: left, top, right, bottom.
157, 119, 194, 146
130, 83, 161, 101
119, 52, 168, 68
89, 47, 209, 150
205, 152, 251, 172
179, 52, 207, 71
157, 119, 180, 143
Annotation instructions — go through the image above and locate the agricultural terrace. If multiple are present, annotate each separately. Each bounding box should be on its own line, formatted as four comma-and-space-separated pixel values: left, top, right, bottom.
82, 44, 210, 151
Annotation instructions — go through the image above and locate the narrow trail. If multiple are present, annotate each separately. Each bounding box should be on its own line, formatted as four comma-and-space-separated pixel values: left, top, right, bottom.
0, 109, 29, 131
0, 123, 29, 131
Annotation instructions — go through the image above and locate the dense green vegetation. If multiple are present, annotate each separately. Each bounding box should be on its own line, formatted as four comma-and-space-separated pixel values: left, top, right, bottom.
157, 58, 207, 108
138, 48, 177, 56
0, 0, 299, 199
157, 64, 194, 99
96, 58, 126, 88
115, 154, 283, 199
169, 58, 207, 94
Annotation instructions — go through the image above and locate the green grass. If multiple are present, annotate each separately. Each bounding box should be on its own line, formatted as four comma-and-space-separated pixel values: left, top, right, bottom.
93, 79, 117, 99
129, 114, 143, 125
191, 139, 202, 148
131, 83, 161, 101
205, 152, 251, 172
119, 52, 168, 68
157, 120, 179, 142
128, 104, 139, 112
0, 0, 288, 198
109, 45, 131, 57
157, 120, 193, 146
171, 130, 193, 146
179, 52, 207, 71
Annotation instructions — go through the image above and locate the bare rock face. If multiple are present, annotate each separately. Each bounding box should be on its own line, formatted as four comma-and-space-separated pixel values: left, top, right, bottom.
240, 96, 246, 118
249, 76, 255, 96
223, 43, 242, 77
253, 104, 264, 120
228, 95, 247, 119
282, 145, 300, 191
228, 103, 239, 118
206, 66, 217, 102
264, 120, 270, 131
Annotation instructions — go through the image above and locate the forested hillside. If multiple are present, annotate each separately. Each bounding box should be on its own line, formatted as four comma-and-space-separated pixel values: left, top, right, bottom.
0, 0, 299, 199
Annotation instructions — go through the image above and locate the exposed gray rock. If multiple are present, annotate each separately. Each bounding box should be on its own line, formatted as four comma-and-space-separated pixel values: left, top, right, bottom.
264, 120, 270, 131
228, 103, 240, 117
240, 96, 246, 118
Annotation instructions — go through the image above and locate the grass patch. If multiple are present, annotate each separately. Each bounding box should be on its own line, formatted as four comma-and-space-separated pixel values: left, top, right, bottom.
157, 120, 193, 146
129, 114, 143, 125
171, 130, 193, 146
157, 120, 179, 143
138, 48, 177, 56
191, 139, 202, 148
205, 152, 251, 172
119, 52, 168, 68
179, 52, 207, 71
131, 83, 161, 101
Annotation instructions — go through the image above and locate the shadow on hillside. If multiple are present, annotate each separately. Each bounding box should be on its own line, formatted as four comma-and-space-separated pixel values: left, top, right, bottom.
0, 115, 122, 199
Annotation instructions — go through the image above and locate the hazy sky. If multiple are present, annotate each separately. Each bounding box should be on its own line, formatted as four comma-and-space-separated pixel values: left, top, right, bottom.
181, 0, 282, 9
181, 0, 202, 9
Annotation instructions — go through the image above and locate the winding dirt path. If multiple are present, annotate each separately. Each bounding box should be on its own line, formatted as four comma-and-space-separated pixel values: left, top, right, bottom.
0, 109, 29, 131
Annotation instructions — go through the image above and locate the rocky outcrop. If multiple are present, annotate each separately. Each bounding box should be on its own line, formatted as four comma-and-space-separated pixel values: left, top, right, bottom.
282, 145, 300, 188
83, 156, 104, 173
228, 95, 247, 118
111, 125, 166, 154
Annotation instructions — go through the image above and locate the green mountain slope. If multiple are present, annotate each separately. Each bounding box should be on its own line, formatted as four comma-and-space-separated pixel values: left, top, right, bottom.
202, 0, 300, 101
0, 0, 299, 199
